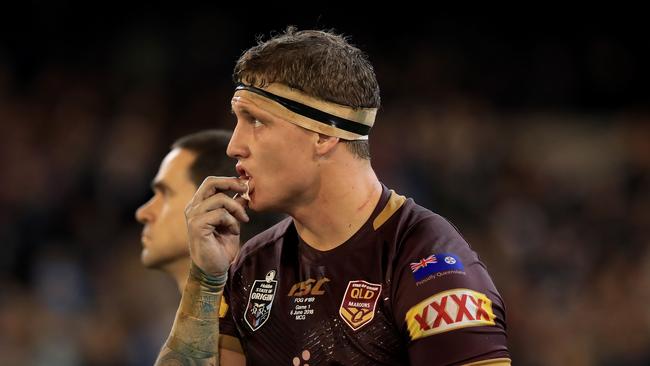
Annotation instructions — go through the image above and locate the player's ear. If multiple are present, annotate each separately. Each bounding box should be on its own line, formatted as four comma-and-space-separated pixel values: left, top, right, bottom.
315, 133, 339, 156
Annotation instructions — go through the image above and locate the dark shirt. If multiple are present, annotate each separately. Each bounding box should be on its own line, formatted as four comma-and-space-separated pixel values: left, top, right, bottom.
220, 185, 509, 365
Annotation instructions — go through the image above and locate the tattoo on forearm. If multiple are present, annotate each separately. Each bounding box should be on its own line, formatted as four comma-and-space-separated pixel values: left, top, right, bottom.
156, 346, 217, 366
155, 263, 227, 365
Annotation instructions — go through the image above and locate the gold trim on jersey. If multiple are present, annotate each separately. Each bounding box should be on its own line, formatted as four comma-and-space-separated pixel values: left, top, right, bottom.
462, 357, 511, 366
373, 190, 406, 230
219, 296, 229, 318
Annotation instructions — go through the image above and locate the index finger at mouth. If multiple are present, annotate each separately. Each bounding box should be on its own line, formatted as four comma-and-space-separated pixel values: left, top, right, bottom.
197, 176, 248, 200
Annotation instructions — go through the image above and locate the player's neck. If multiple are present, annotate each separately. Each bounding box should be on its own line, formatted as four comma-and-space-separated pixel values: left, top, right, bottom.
292, 161, 381, 251
163, 257, 191, 293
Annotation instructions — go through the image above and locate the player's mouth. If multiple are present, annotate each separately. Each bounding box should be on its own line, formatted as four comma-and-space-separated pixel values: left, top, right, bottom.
235, 164, 254, 200
140, 232, 151, 246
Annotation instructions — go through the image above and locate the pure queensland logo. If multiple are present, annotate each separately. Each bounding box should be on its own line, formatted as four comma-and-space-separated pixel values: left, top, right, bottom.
410, 253, 465, 284
244, 270, 278, 331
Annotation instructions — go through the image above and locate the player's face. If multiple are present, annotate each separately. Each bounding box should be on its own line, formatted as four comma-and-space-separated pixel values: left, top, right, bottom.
228, 94, 319, 212
135, 148, 197, 268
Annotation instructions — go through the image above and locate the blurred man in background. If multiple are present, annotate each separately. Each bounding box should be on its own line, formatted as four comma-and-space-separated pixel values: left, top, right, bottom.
136, 129, 280, 292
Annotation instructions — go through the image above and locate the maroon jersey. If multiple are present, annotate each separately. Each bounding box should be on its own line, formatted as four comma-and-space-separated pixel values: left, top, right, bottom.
220, 185, 509, 365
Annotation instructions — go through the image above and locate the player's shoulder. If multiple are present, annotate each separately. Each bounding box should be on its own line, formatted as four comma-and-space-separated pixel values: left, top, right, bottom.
398, 198, 439, 226
373, 189, 432, 233
409, 207, 465, 243
383, 196, 462, 243
232, 216, 293, 267
384, 197, 472, 259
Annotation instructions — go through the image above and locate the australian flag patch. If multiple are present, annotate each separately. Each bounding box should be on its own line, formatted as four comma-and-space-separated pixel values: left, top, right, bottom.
410, 253, 464, 281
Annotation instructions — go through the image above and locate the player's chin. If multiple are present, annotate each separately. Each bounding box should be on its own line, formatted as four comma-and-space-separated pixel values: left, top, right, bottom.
244, 192, 259, 210
247, 197, 273, 213
140, 250, 161, 269
252, 190, 287, 211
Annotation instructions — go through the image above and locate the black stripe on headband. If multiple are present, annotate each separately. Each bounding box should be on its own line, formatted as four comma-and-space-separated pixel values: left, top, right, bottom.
235, 84, 371, 136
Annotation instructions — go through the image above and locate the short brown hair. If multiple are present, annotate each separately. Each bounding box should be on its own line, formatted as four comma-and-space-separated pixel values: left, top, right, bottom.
233, 27, 379, 160
172, 129, 235, 186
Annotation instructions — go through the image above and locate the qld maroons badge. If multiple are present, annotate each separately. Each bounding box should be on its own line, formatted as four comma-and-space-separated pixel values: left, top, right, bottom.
339, 280, 382, 330
244, 270, 278, 331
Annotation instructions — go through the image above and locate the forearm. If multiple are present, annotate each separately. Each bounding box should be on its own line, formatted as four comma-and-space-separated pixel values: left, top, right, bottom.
156, 345, 217, 366
155, 263, 227, 366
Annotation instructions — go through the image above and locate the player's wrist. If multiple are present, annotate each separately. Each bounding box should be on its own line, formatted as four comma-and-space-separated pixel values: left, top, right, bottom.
166, 262, 225, 357
190, 262, 227, 292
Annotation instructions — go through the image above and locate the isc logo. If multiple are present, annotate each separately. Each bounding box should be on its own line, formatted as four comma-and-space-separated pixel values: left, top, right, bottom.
406, 288, 495, 340
288, 278, 330, 297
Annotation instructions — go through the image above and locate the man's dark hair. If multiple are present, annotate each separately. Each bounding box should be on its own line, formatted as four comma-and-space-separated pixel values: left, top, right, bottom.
233, 27, 380, 160
172, 129, 235, 187
172, 129, 284, 242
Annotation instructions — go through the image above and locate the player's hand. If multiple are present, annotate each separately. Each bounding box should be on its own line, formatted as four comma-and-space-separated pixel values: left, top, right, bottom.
184, 176, 249, 276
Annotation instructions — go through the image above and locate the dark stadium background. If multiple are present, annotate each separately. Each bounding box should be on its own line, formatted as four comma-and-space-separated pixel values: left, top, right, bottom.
1, 5, 648, 365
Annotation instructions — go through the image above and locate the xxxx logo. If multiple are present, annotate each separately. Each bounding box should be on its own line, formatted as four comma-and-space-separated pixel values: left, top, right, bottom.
406, 288, 495, 340
339, 280, 382, 330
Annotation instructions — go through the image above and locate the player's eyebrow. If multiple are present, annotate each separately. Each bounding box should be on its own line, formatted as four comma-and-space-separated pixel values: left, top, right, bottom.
151, 180, 174, 195
231, 105, 256, 120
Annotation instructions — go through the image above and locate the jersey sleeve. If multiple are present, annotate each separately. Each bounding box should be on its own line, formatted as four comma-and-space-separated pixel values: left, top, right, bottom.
391, 214, 510, 365
219, 272, 244, 354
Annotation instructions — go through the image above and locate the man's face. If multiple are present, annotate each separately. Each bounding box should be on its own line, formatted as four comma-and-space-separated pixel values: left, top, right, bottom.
228, 94, 319, 212
135, 148, 197, 268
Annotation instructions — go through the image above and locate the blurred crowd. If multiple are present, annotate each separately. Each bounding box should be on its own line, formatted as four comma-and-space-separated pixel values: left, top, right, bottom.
1, 12, 649, 366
